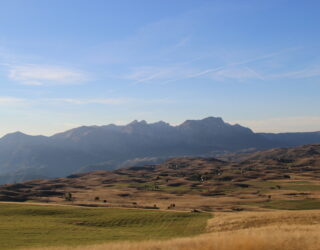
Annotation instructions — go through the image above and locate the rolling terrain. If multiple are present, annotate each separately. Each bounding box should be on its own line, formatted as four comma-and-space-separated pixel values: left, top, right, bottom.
0, 144, 320, 249
1, 144, 319, 212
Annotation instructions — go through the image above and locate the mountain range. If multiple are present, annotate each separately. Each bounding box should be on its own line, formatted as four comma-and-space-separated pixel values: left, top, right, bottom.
0, 116, 320, 184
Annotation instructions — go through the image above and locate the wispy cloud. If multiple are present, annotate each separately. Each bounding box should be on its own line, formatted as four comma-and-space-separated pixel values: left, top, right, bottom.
271, 65, 320, 79
124, 49, 296, 84
8, 64, 88, 86
0, 97, 26, 106
126, 64, 265, 84
124, 65, 192, 83
172, 36, 191, 49
188, 48, 306, 81
210, 66, 265, 81
48, 97, 173, 106
0, 96, 174, 107
56, 98, 130, 105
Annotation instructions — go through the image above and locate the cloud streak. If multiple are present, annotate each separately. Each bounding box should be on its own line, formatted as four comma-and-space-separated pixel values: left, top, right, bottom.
55, 97, 173, 105
125, 48, 309, 84
0, 97, 26, 106
3, 97, 173, 106
126, 64, 265, 84
55, 98, 131, 105
271, 65, 320, 79
8, 64, 88, 86
209, 66, 265, 81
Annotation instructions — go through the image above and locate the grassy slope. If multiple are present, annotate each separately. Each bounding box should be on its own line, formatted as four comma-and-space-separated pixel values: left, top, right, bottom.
0, 203, 210, 249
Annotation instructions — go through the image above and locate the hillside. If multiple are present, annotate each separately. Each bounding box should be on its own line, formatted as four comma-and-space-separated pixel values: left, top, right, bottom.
1, 117, 320, 184
1, 144, 319, 212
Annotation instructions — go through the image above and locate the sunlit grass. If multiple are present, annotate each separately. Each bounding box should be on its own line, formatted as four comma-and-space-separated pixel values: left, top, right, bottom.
29, 210, 320, 250
0, 203, 210, 249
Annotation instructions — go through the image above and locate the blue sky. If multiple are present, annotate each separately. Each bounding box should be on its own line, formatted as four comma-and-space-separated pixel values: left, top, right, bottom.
0, 0, 320, 136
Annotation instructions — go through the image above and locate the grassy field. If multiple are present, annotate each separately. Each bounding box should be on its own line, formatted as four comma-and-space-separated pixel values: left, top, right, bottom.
0, 203, 210, 249
30, 210, 320, 250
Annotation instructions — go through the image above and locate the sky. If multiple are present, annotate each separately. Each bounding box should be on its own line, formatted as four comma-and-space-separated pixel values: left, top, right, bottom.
0, 0, 320, 137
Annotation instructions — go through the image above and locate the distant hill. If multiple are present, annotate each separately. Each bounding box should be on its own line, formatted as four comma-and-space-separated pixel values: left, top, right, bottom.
1, 144, 319, 212
0, 117, 319, 184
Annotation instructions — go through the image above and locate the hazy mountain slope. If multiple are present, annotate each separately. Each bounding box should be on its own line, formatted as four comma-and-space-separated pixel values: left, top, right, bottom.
0, 117, 319, 184
0, 133, 99, 174
259, 132, 320, 147
52, 117, 273, 155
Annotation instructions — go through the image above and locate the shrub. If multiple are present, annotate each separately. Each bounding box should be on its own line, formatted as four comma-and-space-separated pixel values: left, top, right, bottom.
64, 192, 73, 201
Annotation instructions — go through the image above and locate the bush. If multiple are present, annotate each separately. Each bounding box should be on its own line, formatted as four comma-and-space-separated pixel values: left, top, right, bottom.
64, 192, 73, 201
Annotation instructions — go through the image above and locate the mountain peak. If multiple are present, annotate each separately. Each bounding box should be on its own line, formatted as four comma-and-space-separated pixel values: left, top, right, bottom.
180, 116, 225, 127
202, 116, 224, 123
0, 131, 48, 146
151, 121, 170, 127
128, 120, 148, 126
1, 131, 28, 140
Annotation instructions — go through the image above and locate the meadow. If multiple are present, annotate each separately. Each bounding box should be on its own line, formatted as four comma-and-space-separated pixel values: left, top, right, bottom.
31, 210, 320, 250
0, 203, 210, 249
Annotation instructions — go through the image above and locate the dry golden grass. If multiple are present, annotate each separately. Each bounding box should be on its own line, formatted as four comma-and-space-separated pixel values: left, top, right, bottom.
206, 210, 320, 232
28, 210, 320, 250
28, 225, 320, 250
